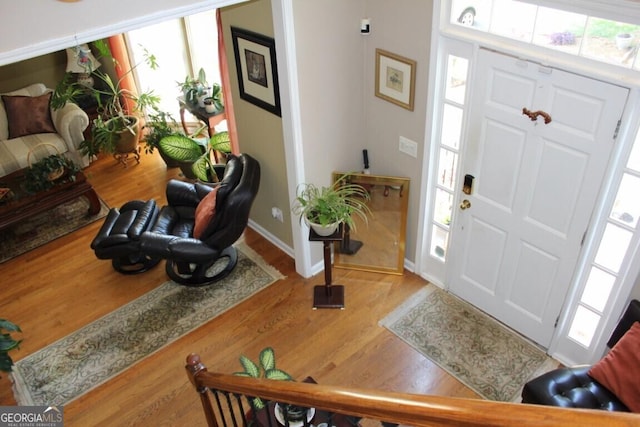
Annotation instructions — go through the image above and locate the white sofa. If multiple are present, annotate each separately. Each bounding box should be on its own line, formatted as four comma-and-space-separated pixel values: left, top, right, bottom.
0, 83, 89, 178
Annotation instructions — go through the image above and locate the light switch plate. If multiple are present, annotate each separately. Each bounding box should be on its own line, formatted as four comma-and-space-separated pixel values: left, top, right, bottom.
399, 136, 418, 158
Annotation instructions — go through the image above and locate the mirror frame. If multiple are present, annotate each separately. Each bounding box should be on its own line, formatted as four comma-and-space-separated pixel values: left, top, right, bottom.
332, 172, 410, 275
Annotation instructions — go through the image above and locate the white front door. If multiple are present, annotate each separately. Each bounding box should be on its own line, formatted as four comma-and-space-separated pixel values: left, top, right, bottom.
448, 49, 628, 347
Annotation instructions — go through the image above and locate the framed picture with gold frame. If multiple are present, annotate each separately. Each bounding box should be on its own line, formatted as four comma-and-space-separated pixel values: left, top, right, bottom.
374, 49, 416, 111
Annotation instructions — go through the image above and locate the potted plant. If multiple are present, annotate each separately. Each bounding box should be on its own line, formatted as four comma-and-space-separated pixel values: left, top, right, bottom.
292, 174, 371, 236
0, 319, 21, 376
233, 347, 293, 410
158, 131, 232, 182
24, 154, 80, 193
141, 108, 182, 167
178, 68, 224, 111
53, 40, 161, 159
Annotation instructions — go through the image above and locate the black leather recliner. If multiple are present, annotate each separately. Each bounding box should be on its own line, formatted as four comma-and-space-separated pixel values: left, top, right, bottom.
139, 153, 260, 286
521, 299, 640, 411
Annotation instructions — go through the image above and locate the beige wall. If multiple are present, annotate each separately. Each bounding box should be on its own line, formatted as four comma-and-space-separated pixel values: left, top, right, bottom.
0, 50, 66, 93
222, 0, 293, 248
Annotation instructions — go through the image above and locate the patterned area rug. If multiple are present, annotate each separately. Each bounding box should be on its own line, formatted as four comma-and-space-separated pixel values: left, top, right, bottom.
11, 242, 284, 406
0, 196, 109, 263
380, 285, 558, 401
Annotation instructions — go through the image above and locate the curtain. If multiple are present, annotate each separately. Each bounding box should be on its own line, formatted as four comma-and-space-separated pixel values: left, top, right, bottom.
217, 9, 239, 154
107, 34, 138, 115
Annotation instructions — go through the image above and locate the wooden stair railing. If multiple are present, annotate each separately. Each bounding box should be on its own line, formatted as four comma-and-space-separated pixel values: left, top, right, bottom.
186, 354, 639, 427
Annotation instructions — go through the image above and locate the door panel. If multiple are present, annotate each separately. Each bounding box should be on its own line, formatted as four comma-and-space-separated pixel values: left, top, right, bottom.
448, 48, 629, 347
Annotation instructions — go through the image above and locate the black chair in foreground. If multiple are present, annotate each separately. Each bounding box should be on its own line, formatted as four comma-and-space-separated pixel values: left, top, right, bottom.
140, 153, 260, 286
522, 299, 640, 413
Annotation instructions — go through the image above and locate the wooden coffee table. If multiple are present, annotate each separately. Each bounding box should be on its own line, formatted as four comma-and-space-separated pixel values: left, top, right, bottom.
0, 169, 101, 231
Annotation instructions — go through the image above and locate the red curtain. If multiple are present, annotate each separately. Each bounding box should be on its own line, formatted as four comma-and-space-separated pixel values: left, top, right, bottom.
217, 9, 239, 154
107, 34, 138, 115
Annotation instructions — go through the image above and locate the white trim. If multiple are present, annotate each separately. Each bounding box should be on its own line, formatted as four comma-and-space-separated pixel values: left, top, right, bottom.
272, 0, 313, 278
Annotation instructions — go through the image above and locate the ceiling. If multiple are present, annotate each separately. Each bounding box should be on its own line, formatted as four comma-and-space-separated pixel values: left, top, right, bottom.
0, 0, 245, 66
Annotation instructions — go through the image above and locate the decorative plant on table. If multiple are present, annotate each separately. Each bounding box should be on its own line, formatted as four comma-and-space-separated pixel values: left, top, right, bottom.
24, 154, 80, 193
158, 131, 232, 182
0, 319, 21, 376
178, 68, 223, 111
292, 173, 371, 236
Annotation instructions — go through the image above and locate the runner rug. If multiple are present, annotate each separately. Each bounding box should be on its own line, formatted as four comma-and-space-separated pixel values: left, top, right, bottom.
0, 196, 109, 263
11, 242, 285, 406
380, 285, 558, 402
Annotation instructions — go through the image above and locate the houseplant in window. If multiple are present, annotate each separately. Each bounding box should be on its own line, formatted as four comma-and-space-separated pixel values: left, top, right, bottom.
141, 107, 182, 167
54, 40, 161, 159
292, 174, 371, 236
158, 131, 232, 182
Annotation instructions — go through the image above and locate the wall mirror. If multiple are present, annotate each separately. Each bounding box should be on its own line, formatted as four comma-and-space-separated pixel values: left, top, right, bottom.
332, 172, 410, 275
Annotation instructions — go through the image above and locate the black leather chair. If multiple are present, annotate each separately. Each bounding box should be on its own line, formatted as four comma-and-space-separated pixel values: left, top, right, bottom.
91, 199, 161, 274
521, 299, 640, 411
139, 153, 260, 286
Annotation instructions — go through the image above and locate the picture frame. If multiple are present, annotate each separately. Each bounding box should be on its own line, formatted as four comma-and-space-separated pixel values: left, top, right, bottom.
231, 26, 281, 117
375, 49, 416, 111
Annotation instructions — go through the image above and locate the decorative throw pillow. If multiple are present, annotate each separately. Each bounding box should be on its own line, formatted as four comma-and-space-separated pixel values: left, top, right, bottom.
2, 92, 56, 139
588, 321, 640, 412
193, 187, 219, 239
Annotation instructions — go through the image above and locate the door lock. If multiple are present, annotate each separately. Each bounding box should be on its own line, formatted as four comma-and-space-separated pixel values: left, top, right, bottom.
460, 199, 471, 210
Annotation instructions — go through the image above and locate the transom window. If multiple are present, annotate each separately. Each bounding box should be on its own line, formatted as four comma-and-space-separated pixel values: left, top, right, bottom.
450, 0, 640, 70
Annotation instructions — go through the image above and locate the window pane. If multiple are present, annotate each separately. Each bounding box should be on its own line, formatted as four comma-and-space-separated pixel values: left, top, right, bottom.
434, 189, 453, 226
441, 104, 463, 150
431, 225, 449, 259
437, 148, 459, 191
186, 10, 221, 87
610, 173, 640, 228
489, 0, 537, 43
594, 223, 632, 273
581, 17, 640, 68
128, 20, 190, 118
532, 7, 586, 56
581, 267, 615, 312
445, 55, 469, 104
627, 130, 640, 171
451, 0, 493, 31
568, 305, 601, 347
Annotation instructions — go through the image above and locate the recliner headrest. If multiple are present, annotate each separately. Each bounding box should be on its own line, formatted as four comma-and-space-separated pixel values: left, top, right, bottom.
215, 155, 243, 208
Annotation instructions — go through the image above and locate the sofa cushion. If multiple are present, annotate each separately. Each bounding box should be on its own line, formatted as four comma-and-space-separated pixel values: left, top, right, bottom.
2, 93, 56, 139
0, 134, 68, 178
588, 321, 640, 412
0, 83, 48, 141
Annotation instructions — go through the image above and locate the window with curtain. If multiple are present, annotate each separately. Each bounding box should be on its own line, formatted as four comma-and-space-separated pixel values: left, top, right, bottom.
125, 10, 225, 131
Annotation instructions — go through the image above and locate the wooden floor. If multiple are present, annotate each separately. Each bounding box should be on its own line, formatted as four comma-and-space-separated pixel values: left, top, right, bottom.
0, 151, 478, 426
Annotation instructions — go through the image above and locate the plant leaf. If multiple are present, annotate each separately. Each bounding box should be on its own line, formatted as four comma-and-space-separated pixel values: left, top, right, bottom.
265, 369, 292, 381
158, 134, 203, 162
259, 347, 276, 372
239, 355, 260, 378
252, 396, 265, 410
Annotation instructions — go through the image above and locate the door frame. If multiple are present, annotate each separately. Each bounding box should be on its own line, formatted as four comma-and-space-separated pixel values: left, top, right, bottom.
417, 1, 640, 365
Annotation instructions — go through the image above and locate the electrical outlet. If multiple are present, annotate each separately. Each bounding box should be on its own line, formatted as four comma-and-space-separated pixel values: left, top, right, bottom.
271, 207, 284, 223
399, 136, 418, 158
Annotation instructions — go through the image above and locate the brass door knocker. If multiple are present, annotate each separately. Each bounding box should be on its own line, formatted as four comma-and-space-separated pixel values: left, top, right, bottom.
522, 107, 552, 124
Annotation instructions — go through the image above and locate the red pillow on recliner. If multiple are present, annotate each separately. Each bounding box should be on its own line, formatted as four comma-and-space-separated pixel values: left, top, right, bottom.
193, 187, 219, 239
588, 321, 640, 412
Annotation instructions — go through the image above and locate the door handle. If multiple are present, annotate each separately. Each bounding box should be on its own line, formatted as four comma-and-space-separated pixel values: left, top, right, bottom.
460, 199, 471, 210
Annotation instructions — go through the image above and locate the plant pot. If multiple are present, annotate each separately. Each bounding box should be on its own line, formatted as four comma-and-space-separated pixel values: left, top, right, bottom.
616, 33, 633, 50
306, 218, 340, 237
158, 149, 181, 168
109, 116, 140, 154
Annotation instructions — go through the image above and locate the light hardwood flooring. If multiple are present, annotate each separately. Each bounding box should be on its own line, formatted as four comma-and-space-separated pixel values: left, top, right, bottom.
0, 151, 478, 426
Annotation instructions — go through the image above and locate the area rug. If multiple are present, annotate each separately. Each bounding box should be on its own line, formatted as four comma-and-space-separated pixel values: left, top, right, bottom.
10, 242, 285, 406
380, 285, 558, 402
0, 196, 109, 263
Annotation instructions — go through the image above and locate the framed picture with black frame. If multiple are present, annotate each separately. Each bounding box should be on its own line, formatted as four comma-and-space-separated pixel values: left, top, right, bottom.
231, 26, 281, 117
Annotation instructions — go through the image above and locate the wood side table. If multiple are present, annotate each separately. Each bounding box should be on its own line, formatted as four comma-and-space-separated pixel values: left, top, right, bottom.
309, 225, 345, 309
